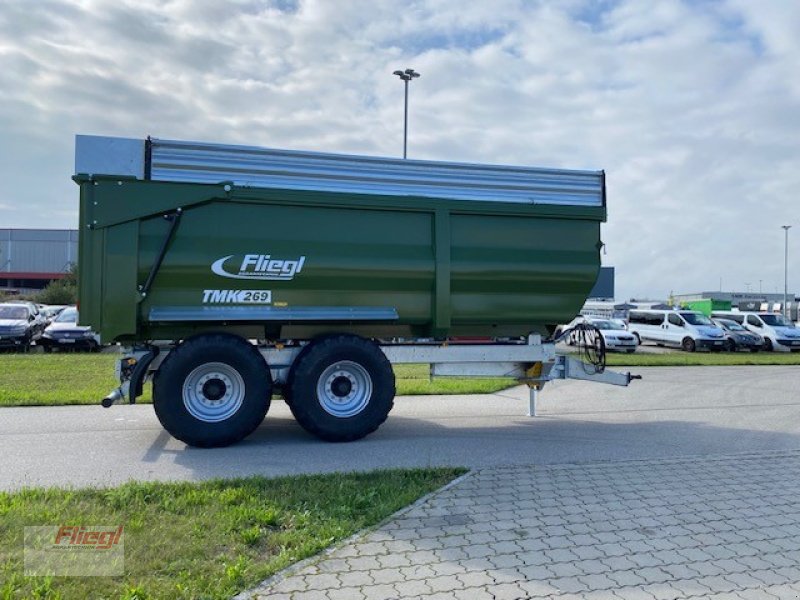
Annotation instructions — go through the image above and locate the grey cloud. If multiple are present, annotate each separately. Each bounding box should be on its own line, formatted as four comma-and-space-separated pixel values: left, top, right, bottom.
96, 4, 172, 46
0, 1, 81, 37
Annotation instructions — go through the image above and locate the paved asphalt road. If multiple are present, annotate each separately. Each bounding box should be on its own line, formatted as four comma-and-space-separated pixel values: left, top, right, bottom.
2, 366, 800, 491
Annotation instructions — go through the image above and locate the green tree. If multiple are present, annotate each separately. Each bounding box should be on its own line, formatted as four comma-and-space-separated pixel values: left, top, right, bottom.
37, 263, 78, 305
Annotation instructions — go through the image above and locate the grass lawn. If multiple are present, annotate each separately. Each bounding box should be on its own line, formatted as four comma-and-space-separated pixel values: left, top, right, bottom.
0, 468, 464, 600
3, 350, 798, 408
0, 355, 514, 407
605, 351, 800, 367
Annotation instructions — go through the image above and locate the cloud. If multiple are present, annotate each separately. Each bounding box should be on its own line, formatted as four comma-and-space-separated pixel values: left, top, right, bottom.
0, 0, 798, 301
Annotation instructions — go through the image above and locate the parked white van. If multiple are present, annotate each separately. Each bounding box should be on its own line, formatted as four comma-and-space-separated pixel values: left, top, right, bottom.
710, 311, 800, 352
628, 309, 726, 352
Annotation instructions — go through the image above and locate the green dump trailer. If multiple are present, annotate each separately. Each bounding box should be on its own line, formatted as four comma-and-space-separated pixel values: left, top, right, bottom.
75, 135, 633, 447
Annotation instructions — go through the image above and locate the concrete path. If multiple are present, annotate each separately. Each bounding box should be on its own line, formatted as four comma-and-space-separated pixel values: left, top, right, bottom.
243, 451, 800, 600
2, 366, 800, 490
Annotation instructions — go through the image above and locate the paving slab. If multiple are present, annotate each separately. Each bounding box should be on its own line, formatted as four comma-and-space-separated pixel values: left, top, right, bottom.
242, 451, 800, 599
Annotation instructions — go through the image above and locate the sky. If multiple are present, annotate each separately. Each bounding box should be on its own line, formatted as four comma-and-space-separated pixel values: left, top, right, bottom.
1, 0, 799, 302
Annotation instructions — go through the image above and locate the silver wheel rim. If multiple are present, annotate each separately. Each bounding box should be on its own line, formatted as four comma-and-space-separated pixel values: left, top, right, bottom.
182, 362, 245, 423
316, 360, 372, 418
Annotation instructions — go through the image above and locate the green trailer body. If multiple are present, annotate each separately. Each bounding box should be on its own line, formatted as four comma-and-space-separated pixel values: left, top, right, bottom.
75, 137, 606, 344
74, 136, 628, 447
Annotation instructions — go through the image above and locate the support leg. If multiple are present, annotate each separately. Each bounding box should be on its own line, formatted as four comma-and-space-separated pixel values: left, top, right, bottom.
528, 387, 538, 417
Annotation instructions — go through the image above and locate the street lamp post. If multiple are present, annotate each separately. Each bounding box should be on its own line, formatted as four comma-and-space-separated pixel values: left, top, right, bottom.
782, 225, 791, 317
392, 68, 420, 159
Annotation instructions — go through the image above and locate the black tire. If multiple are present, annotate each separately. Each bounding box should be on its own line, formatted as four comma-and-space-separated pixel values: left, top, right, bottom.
764, 338, 774, 352
153, 333, 271, 448
682, 337, 696, 352
633, 333, 642, 346
42, 344, 53, 353
285, 334, 395, 442
725, 339, 736, 352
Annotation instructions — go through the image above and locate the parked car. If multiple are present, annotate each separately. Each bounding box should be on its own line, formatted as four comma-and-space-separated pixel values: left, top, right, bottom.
711, 311, 800, 352
9, 300, 43, 320
628, 309, 726, 352
712, 318, 764, 352
39, 304, 68, 323
609, 318, 629, 330
0, 303, 44, 351
40, 306, 101, 352
582, 317, 637, 353
562, 316, 638, 353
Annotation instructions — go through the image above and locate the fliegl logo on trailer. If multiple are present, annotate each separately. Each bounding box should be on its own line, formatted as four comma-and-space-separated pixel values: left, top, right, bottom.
211, 253, 306, 281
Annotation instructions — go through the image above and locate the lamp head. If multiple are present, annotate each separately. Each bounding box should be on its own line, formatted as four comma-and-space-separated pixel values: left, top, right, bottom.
393, 68, 420, 81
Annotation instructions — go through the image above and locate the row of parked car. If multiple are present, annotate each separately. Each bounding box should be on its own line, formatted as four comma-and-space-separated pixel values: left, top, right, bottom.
0, 302, 101, 352
562, 308, 800, 353
628, 309, 800, 352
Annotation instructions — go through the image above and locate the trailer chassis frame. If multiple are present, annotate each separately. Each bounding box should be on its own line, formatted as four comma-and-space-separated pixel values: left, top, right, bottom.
103, 334, 635, 415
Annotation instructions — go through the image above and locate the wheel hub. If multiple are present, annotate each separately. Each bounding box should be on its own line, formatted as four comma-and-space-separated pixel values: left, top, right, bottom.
182, 362, 245, 423
331, 376, 353, 397
202, 378, 227, 401
317, 361, 373, 418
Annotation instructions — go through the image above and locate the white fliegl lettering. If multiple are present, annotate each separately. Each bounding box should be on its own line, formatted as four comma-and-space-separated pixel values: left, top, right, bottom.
240, 254, 260, 271
211, 253, 306, 281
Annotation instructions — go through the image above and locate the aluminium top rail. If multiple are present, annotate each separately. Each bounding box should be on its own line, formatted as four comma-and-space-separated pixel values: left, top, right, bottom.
148, 138, 604, 207
75, 135, 606, 207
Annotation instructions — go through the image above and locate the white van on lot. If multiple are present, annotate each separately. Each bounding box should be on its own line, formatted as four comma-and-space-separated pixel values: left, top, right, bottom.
628, 309, 726, 352
710, 311, 800, 352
